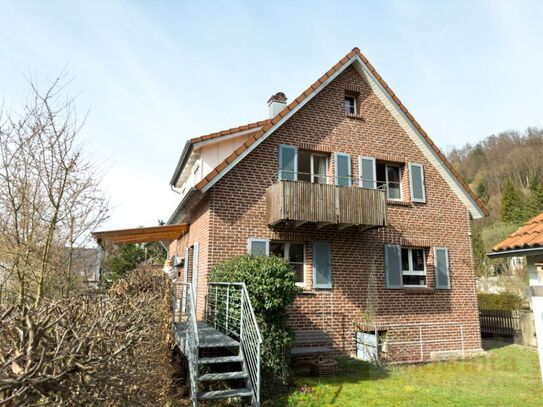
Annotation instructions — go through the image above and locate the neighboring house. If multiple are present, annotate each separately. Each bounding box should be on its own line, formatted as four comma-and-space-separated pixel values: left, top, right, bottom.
489, 212, 543, 382
165, 47, 488, 363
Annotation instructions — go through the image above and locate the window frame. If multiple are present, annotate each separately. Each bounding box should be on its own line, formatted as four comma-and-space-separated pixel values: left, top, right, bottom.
270, 241, 306, 287
247, 238, 270, 256
401, 247, 427, 288
377, 162, 403, 201
344, 95, 356, 115
310, 153, 328, 184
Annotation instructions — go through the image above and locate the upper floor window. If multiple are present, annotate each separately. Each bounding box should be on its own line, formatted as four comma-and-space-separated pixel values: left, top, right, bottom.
377, 162, 402, 200
270, 241, 305, 285
298, 151, 328, 184
344, 95, 356, 114
401, 247, 426, 287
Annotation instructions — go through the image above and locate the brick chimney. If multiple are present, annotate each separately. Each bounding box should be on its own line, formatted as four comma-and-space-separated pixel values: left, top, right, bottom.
267, 92, 288, 118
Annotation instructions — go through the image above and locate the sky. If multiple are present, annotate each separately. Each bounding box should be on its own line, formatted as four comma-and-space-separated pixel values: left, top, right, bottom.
0, 0, 542, 231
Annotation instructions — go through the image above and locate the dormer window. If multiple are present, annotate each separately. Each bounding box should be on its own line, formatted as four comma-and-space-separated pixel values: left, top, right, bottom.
344, 95, 356, 114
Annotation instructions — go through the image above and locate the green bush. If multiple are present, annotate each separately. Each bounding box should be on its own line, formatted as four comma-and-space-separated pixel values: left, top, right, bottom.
478, 293, 526, 310
209, 254, 299, 399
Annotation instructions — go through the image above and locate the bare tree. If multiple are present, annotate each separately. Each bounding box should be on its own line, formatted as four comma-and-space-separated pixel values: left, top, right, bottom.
0, 74, 108, 306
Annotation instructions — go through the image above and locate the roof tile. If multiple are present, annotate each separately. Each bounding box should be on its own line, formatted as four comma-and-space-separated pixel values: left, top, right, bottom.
493, 212, 543, 252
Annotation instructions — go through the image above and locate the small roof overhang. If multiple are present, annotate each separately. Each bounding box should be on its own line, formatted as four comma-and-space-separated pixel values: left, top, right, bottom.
487, 246, 543, 259
92, 224, 189, 246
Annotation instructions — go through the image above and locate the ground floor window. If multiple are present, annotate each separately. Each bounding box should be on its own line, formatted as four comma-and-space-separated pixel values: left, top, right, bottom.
270, 241, 305, 285
401, 247, 426, 287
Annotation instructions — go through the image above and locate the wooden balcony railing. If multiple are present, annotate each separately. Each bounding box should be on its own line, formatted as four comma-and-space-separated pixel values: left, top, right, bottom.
266, 180, 387, 229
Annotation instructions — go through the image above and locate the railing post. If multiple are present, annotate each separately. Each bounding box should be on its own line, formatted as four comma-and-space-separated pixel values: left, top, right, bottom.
240, 288, 245, 340
419, 325, 423, 362
226, 285, 230, 335
214, 285, 218, 329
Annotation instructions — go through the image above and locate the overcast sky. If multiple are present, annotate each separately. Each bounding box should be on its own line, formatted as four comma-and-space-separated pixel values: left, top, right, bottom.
1, 0, 542, 231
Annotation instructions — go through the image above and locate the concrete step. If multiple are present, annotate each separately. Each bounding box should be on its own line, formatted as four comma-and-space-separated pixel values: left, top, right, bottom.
197, 387, 253, 401
199, 355, 243, 364
199, 371, 248, 381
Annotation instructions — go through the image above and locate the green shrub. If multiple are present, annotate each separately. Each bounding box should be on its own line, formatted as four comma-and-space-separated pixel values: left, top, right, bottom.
209, 254, 299, 399
478, 292, 526, 310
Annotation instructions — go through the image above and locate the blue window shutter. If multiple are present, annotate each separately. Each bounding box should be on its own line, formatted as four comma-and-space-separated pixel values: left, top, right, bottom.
247, 239, 269, 256
313, 241, 332, 289
359, 156, 376, 189
409, 163, 426, 203
385, 244, 402, 288
434, 247, 451, 289
279, 145, 297, 181
335, 153, 352, 186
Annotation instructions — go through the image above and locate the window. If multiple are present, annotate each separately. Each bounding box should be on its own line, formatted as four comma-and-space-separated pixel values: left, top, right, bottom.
248, 239, 269, 256
298, 151, 328, 183
270, 242, 305, 285
376, 162, 402, 200
344, 95, 356, 114
401, 248, 426, 287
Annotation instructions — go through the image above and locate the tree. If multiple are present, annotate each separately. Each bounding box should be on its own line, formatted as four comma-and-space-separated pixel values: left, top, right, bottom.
500, 179, 525, 224
102, 244, 147, 283
526, 175, 543, 219
476, 182, 489, 205
0, 74, 108, 306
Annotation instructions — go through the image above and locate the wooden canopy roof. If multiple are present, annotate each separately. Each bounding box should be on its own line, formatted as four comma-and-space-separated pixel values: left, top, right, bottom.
92, 224, 189, 246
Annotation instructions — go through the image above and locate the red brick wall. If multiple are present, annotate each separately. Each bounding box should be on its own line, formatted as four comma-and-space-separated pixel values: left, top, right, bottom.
171, 65, 482, 359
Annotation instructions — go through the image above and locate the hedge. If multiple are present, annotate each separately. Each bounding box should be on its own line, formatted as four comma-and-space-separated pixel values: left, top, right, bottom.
477, 293, 526, 310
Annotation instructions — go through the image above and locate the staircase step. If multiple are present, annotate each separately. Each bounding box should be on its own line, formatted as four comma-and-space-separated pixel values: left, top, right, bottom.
197, 388, 253, 400
198, 339, 239, 348
199, 371, 248, 381
199, 355, 243, 364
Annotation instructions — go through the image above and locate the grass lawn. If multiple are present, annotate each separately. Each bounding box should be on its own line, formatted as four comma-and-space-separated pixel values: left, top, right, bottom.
275, 341, 543, 406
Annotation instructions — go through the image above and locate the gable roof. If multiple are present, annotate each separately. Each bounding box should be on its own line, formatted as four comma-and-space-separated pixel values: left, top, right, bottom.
491, 212, 543, 254
169, 119, 269, 186
180, 47, 487, 219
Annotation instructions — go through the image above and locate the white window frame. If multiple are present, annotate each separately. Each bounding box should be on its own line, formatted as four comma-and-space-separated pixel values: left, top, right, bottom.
408, 162, 426, 203
401, 247, 427, 288
344, 95, 356, 115
270, 241, 306, 287
377, 162, 403, 201
310, 153, 328, 184
358, 156, 376, 189
334, 152, 352, 187
247, 238, 270, 256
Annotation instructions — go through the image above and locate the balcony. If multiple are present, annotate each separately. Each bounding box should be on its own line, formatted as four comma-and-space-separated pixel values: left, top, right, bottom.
266, 180, 387, 230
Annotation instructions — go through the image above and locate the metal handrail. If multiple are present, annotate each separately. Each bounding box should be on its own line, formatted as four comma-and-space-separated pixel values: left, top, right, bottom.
173, 280, 199, 406
206, 282, 262, 406
266, 170, 390, 190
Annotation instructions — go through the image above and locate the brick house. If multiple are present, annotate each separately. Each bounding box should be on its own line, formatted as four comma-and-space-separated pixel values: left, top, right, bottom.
165, 47, 488, 363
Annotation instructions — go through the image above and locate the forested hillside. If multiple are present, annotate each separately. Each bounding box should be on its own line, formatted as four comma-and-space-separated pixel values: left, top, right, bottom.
447, 127, 543, 278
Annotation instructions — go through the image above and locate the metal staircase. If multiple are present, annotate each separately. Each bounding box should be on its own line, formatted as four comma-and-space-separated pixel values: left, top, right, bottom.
172, 281, 262, 406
